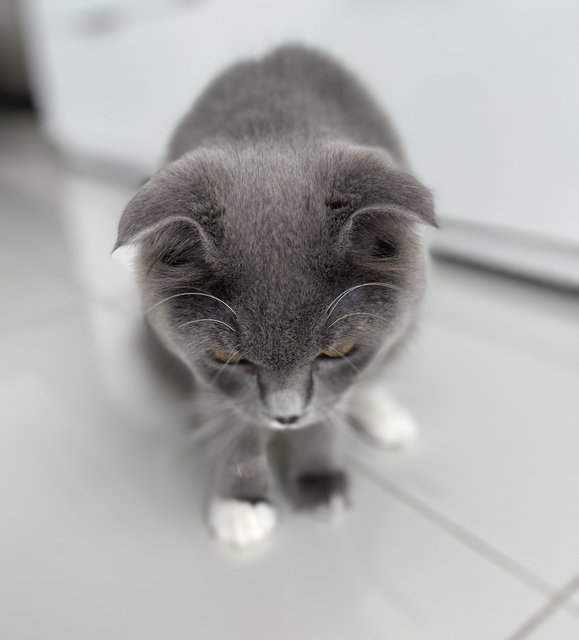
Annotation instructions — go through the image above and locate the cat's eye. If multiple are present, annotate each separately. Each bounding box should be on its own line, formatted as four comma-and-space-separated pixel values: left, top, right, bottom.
319, 341, 356, 359
211, 349, 245, 365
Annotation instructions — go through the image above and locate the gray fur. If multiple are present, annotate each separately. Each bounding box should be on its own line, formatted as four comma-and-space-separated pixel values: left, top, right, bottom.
213, 428, 273, 505
277, 422, 347, 514
115, 45, 436, 534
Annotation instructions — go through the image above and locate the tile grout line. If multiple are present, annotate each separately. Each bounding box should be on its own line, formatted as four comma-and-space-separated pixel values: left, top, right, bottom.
503, 577, 579, 639
348, 454, 559, 603
564, 591, 579, 617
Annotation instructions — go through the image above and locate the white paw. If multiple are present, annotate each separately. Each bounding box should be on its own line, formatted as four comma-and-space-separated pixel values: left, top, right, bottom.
352, 387, 418, 450
313, 493, 348, 523
209, 499, 277, 549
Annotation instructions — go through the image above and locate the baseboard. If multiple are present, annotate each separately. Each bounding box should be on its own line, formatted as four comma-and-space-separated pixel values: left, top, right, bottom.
428, 221, 579, 290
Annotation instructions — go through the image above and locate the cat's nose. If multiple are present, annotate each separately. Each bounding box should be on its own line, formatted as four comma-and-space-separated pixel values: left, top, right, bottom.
274, 414, 300, 425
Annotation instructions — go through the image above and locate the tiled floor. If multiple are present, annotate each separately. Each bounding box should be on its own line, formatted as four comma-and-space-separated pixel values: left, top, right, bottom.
1, 112, 578, 639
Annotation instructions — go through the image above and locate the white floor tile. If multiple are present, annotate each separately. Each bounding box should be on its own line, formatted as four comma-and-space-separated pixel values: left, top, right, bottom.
424, 262, 579, 371
0, 304, 193, 427
0, 244, 79, 331
56, 171, 140, 310
522, 610, 579, 639
2, 114, 576, 640
0, 114, 139, 311
0, 114, 78, 283
0, 184, 76, 284
0, 368, 544, 640
355, 264, 579, 590
0, 113, 61, 203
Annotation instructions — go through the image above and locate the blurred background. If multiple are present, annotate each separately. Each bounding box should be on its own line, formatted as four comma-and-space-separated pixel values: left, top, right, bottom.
1, 1, 578, 639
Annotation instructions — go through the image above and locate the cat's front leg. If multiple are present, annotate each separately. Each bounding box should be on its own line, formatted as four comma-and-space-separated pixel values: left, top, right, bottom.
279, 422, 349, 520
348, 381, 418, 449
208, 428, 277, 549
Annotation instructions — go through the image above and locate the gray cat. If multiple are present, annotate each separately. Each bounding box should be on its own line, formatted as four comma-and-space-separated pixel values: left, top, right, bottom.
114, 45, 436, 548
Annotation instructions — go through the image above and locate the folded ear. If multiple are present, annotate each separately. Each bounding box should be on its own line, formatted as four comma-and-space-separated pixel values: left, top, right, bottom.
112, 210, 199, 272
113, 214, 216, 275
324, 144, 437, 228
112, 153, 222, 272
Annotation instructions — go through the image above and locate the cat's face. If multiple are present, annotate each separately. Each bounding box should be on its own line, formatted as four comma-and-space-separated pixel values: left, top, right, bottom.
115, 142, 435, 430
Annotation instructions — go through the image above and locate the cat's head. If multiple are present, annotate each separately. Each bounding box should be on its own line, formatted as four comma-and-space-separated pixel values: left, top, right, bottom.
114, 141, 436, 430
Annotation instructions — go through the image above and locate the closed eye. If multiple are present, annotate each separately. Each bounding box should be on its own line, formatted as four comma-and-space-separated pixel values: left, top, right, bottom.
319, 342, 356, 359
211, 349, 250, 365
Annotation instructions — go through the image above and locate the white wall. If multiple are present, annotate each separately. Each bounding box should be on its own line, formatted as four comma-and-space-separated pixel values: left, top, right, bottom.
23, 0, 579, 249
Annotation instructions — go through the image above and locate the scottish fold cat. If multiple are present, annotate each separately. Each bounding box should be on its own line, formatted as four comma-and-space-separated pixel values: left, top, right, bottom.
114, 45, 436, 548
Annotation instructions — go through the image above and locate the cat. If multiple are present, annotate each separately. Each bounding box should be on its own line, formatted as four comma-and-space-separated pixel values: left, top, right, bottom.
114, 45, 436, 548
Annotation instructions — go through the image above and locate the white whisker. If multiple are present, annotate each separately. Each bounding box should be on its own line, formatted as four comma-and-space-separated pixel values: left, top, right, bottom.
327, 312, 388, 329
184, 415, 229, 447
180, 318, 237, 332
206, 421, 248, 461
325, 282, 400, 317
146, 291, 237, 317
210, 345, 241, 384
326, 347, 361, 374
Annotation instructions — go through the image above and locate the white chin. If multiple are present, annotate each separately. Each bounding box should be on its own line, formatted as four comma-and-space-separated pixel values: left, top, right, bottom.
265, 418, 311, 431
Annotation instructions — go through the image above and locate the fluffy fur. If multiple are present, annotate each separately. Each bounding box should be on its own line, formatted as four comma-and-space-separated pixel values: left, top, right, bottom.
114, 45, 435, 548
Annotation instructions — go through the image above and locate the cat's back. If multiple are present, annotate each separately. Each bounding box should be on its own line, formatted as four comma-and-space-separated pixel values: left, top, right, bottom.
169, 45, 404, 163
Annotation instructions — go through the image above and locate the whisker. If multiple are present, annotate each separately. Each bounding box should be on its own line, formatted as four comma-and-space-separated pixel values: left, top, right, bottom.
332, 413, 353, 434
183, 415, 229, 447
310, 395, 347, 422
196, 423, 238, 459
145, 291, 237, 317
326, 347, 361, 374
325, 282, 401, 317
160, 413, 232, 465
209, 345, 241, 384
180, 318, 237, 332
327, 312, 389, 330
206, 421, 248, 461
201, 389, 257, 421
